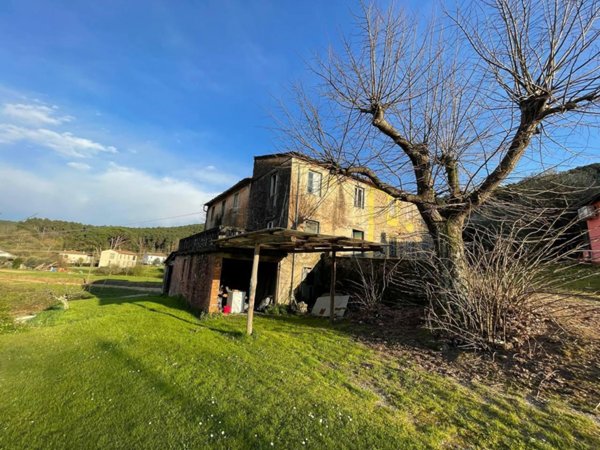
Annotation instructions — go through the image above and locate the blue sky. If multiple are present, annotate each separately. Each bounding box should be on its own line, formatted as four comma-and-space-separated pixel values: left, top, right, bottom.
0, 0, 596, 226
0, 0, 377, 225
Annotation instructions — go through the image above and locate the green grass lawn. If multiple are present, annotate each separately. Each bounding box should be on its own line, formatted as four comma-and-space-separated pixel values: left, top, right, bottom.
541, 264, 600, 293
0, 267, 164, 284
1, 286, 598, 449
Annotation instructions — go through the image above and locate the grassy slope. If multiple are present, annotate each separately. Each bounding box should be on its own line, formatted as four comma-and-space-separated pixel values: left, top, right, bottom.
0, 289, 598, 449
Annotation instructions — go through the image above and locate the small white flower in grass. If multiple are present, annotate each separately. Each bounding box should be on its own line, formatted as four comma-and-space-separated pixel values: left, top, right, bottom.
210, 434, 214, 438
270, 443, 274, 446
148, 421, 152, 425
221, 431, 225, 435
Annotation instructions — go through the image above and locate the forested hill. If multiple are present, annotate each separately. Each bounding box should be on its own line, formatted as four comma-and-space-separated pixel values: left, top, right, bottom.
0, 218, 204, 256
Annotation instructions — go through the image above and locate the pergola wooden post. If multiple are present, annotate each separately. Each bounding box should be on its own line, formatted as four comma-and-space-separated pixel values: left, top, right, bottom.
246, 244, 261, 335
329, 250, 337, 324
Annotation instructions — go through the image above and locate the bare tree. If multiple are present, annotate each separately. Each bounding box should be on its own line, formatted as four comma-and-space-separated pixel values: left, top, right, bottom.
280, 0, 600, 297
109, 235, 128, 250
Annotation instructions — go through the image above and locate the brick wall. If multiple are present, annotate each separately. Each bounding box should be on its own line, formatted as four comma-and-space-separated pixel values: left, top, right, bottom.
168, 253, 222, 313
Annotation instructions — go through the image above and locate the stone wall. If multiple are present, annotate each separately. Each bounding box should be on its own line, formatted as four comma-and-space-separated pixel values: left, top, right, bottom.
205, 183, 251, 230
276, 252, 323, 304
248, 156, 293, 230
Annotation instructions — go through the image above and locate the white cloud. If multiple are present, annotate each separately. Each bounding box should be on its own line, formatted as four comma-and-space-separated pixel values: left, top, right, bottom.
192, 165, 241, 187
2, 103, 73, 125
0, 124, 117, 158
0, 163, 214, 226
67, 162, 91, 171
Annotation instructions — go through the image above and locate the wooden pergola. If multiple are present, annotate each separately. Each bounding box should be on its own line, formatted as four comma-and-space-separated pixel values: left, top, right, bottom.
215, 228, 383, 334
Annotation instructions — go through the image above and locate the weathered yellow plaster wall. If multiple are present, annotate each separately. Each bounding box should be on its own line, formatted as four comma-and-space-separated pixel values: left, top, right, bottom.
286, 158, 427, 242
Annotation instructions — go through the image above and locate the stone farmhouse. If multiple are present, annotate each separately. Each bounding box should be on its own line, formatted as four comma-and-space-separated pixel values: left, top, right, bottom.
98, 249, 138, 268
164, 152, 428, 313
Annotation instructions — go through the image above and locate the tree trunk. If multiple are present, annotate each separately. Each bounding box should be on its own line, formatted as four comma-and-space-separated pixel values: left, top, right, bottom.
422, 212, 469, 297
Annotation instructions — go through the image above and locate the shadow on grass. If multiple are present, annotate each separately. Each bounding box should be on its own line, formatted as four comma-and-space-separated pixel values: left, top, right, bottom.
95, 339, 271, 447
92, 289, 202, 327
93, 290, 244, 338
259, 311, 446, 354
88, 279, 162, 289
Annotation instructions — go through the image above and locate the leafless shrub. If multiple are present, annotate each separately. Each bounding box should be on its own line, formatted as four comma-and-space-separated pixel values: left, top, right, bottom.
347, 258, 402, 315
424, 209, 592, 351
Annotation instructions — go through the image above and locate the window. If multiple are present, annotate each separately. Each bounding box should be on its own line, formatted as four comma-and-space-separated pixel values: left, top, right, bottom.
354, 186, 365, 209
304, 220, 320, 234
307, 170, 322, 196
352, 229, 364, 240
269, 173, 278, 198
233, 192, 240, 209
267, 220, 274, 229
210, 206, 215, 221
220, 200, 226, 217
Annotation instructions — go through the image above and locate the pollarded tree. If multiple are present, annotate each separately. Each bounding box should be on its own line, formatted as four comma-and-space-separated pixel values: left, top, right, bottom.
281, 0, 600, 292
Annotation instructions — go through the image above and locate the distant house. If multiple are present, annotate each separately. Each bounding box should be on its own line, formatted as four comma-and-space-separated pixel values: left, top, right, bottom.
580, 193, 600, 264
98, 249, 138, 268
0, 249, 16, 260
59, 251, 93, 265
142, 253, 167, 265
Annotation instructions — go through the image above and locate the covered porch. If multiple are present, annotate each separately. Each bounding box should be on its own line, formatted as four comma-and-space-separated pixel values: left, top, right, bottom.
215, 228, 383, 334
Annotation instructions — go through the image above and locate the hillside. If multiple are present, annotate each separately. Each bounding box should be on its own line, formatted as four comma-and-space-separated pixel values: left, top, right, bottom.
0, 218, 204, 261
469, 163, 600, 232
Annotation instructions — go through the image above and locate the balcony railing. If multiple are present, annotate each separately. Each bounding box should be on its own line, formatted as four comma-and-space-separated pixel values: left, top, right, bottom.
178, 226, 246, 253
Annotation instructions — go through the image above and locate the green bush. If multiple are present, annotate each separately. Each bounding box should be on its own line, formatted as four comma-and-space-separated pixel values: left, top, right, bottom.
264, 304, 290, 316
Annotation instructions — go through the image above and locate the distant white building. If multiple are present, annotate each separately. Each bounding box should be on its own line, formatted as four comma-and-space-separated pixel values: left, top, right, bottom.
142, 253, 167, 265
98, 249, 138, 268
59, 251, 93, 265
0, 249, 16, 259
